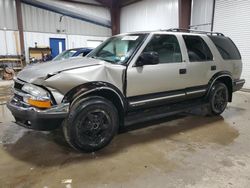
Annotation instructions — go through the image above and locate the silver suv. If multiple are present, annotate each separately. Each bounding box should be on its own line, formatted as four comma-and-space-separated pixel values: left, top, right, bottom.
7, 29, 245, 152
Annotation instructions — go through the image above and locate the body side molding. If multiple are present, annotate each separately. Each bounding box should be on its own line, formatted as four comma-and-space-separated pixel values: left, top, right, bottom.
128, 85, 208, 109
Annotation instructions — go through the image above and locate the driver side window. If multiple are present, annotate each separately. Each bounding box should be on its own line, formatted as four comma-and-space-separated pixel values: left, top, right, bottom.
143, 34, 182, 63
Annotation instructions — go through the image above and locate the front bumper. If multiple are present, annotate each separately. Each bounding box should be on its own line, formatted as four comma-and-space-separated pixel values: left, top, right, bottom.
7, 99, 69, 131
233, 79, 245, 92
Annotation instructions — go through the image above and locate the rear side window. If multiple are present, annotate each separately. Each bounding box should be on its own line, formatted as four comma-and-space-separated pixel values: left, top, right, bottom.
183, 35, 213, 62
209, 36, 241, 60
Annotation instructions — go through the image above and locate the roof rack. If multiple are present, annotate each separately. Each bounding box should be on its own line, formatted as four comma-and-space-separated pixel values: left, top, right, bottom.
162, 28, 224, 36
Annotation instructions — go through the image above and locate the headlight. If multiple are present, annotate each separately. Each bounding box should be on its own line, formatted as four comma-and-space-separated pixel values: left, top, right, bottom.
22, 83, 52, 108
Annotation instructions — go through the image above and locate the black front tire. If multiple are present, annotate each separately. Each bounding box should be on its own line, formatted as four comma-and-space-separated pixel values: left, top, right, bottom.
207, 82, 229, 116
63, 96, 119, 152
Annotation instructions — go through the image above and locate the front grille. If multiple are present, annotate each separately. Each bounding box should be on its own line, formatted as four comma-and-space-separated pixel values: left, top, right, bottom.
14, 80, 24, 90
14, 94, 23, 102
14, 82, 23, 90
12, 79, 27, 106
12, 93, 30, 108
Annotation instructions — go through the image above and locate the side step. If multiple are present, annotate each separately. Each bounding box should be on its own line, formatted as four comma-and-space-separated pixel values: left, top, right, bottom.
124, 99, 207, 127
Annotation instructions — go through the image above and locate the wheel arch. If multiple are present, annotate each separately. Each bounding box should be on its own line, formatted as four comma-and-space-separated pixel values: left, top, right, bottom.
207, 72, 233, 102
62, 82, 127, 125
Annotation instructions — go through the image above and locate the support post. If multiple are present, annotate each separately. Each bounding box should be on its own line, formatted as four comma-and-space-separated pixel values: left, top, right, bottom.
211, 0, 216, 32
15, 0, 25, 66
179, 0, 192, 29
111, 0, 120, 35
96, 0, 121, 35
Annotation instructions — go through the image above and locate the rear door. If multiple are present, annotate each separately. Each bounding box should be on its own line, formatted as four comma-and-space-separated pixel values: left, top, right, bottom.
182, 35, 215, 90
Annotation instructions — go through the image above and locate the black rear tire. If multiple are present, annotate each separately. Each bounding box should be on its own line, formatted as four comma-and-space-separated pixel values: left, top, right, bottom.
63, 96, 119, 152
207, 82, 229, 116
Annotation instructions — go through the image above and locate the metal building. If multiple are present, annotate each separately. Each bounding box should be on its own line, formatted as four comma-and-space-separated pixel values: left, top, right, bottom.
0, 0, 111, 62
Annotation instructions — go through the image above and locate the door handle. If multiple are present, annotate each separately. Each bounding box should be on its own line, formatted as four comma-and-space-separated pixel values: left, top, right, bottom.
179, 68, 187, 74
211, 65, 217, 71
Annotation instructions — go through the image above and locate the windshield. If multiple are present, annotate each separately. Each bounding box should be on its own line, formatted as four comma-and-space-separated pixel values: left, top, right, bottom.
53, 49, 77, 61
88, 34, 146, 64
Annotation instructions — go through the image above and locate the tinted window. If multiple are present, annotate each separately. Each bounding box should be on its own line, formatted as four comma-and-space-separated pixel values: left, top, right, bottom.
183, 35, 213, 62
77, 52, 89, 57
209, 36, 241, 60
83, 51, 90, 56
143, 35, 182, 63
76, 52, 84, 57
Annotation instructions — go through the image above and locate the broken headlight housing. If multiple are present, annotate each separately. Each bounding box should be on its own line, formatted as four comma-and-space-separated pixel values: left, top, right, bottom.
22, 83, 52, 108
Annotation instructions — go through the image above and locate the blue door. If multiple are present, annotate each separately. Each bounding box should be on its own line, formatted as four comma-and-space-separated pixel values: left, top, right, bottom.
49, 38, 66, 58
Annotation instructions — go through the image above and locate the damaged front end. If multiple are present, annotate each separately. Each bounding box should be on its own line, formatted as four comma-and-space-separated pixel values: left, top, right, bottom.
7, 78, 69, 130
7, 57, 125, 130
7, 33, 144, 131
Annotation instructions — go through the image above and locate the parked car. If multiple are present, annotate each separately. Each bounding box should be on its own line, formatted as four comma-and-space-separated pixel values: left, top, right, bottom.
7, 29, 245, 152
53, 47, 93, 61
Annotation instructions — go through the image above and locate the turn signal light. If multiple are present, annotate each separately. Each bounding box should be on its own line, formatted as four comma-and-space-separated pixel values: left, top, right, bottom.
28, 99, 52, 108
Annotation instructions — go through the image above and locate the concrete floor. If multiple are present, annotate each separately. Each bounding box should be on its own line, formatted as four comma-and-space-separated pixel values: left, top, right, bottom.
0, 82, 250, 187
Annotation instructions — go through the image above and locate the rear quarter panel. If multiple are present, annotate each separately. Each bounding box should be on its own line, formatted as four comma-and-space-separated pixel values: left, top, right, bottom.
206, 36, 243, 80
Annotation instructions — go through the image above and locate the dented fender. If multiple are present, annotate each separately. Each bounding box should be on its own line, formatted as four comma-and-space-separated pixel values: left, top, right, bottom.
42, 62, 126, 105
16, 57, 127, 105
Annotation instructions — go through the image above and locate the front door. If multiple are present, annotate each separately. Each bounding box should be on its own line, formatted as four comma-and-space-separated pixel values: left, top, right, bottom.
127, 34, 188, 104
49, 38, 66, 58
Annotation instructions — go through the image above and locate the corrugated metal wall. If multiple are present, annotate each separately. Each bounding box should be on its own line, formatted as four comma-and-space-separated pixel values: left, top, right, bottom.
190, 0, 213, 31
50, 0, 110, 21
0, 0, 17, 30
0, 0, 19, 55
0, 0, 111, 57
120, 0, 179, 33
21, 2, 111, 60
23, 32, 107, 61
0, 30, 20, 55
21, 3, 111, 36
67, 35, 106, 49
214, 0, 250, 89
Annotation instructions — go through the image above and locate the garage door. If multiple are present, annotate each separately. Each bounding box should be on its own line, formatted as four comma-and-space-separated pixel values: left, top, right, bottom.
213, 0, 250, 89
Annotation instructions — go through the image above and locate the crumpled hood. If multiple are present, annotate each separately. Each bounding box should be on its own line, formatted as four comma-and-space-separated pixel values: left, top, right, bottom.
17, 57, 102, 83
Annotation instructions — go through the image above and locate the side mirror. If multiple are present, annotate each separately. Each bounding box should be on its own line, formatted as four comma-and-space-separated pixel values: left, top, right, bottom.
136, 51, 159, 66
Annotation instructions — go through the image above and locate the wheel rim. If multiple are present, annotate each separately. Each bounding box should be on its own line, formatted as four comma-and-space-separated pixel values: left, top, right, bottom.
76, 110, 112, 147
213, 87, 227, 113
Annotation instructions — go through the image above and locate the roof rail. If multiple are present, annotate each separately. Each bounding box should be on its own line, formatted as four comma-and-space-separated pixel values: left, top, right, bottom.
162, 28, 224, 36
